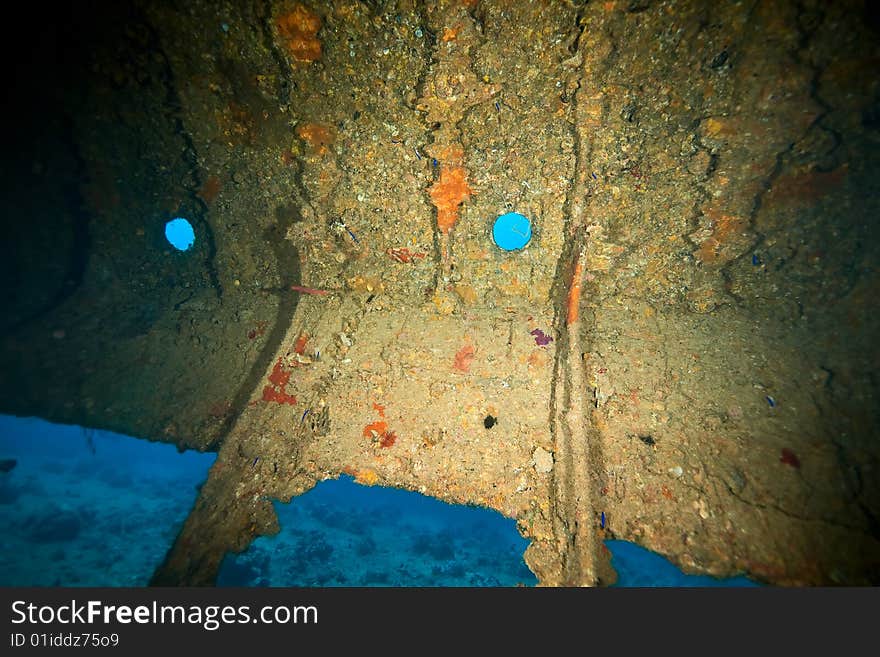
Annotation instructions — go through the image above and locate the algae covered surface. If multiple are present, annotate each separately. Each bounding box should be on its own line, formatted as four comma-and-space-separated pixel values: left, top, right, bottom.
2, 0, 878, 586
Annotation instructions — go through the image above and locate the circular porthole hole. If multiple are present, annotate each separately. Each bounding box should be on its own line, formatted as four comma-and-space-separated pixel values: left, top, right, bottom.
165, 217, 195, 251
492, 212, 532, 251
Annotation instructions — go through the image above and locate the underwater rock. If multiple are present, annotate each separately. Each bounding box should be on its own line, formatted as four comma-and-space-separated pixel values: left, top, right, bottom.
411, 531, 456, 561
26, 508, 82, 543
361, 570, 390, 585
0, 480, 21, 504
355, 536, 377, 556
217, 558, 261, 586
532, 447, 554, 474
297, 531, 334, 562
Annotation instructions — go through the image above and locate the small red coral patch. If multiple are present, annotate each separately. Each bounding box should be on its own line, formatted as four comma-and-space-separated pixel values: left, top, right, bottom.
453, 344, 475, 373
780, 448, 800, 468
362, 420, 388, 439
262, 358, 297, 405
379, 431, 397, 448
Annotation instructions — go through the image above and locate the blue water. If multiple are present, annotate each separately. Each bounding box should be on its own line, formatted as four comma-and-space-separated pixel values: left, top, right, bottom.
0, 415, 213, 586
218, 476, 537, 587
606, 539, 762, 587
492, 211, 532, 251
165, 217, 195, 251
0, 415, 762, 587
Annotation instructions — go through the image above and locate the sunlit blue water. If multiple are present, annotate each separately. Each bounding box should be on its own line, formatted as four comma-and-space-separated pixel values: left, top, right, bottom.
0, 415, 213, 586
165, 217, 195, 251
219, 476, 537, 587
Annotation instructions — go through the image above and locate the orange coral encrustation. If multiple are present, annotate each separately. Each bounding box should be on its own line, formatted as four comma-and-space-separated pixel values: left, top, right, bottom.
293, 333, 309, 355
363, 403, 396, 448
262, 358, 297, 405
276, 4, 322, 63
453, 344, 475, 373
362, 420, 388, 439
363, 420, 397, 449
567, 249, 585, 326
429, 165, 471, 233
354, 468, 379, 486
296, 123, 335, 155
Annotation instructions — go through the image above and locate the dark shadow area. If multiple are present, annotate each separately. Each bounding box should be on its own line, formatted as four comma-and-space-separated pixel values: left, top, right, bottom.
214, 210, 303, 448
0, 2, 297, 451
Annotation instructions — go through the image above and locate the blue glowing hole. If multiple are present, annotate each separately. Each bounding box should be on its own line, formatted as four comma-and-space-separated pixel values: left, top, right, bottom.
492, 212, 532, 251
165, 218, 195, 251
